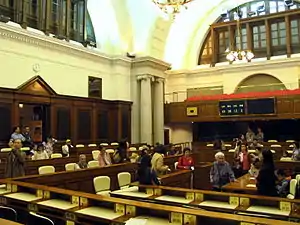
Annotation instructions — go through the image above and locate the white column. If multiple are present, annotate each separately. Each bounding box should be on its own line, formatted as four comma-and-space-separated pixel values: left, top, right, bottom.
130, 77, 140, 144
153, 77, 165, 145
139, 75, 153, 145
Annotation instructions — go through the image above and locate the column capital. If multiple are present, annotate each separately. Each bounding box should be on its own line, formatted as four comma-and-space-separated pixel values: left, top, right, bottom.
137, 74, 154, 81
155, 77, 165, 83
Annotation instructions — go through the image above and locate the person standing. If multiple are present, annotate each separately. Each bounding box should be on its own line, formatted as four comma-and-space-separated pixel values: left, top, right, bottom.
256, 127, 264, 142
246, 127, 255, 143
151, 145, 169, 176
22, 126, 33, 148
256, 149, 277, 196
5, 139, 25, 178
210, 152, 235, 191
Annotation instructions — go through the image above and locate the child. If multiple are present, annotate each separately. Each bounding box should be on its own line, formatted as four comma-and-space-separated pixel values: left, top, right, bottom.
276, 169, 290, 197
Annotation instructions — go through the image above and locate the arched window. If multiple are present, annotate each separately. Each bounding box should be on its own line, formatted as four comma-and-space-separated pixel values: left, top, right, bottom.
0, 0, 96, 46
198, 0, 300, 66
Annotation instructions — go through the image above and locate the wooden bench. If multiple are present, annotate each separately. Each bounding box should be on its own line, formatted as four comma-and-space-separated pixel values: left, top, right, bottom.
0, 179, 297, 225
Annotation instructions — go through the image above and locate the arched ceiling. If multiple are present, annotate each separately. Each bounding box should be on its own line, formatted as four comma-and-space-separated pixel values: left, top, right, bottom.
88, 0, 299, 69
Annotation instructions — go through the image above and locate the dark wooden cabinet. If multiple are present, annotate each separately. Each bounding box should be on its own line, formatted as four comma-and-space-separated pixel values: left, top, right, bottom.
0, 76, 131, 145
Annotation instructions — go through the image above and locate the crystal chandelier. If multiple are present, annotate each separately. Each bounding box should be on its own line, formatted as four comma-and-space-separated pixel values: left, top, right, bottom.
226, 11, 254, 62
152, 0, 194, 16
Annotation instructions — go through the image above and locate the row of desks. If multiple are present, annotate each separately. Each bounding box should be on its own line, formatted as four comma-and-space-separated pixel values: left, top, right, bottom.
0, 178, 298, 225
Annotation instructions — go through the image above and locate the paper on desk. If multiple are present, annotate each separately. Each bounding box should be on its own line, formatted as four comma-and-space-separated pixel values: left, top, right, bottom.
125, 218, 148, 225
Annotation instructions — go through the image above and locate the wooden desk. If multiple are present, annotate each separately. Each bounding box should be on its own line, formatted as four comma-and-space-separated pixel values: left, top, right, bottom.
222, 174, 257, 194
0, 219, 23, 225
0, 179, 299, 225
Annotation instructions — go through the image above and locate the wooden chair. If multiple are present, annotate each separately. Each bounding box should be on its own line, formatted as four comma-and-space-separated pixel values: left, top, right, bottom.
27, 212, 54, 225
88, 160, 99, 168
93, 176, 111, 196
65, 163, 76, 171
0, 206, 17, 221
38, 166, 55, 175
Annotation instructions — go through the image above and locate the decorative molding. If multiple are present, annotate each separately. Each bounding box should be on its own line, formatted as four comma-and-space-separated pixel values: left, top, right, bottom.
132, 56, 171, 71
137, 74, 155, 81
155, 77, 165, 83
0, 23, 131, 66
166, 57, 300, 76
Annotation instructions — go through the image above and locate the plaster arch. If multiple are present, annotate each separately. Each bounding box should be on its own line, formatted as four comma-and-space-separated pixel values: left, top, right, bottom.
163, 0, 300, 69
234, 74, 286, 93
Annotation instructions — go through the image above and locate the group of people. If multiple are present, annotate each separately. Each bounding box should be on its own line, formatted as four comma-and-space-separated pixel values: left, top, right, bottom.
210, 137, 294, 197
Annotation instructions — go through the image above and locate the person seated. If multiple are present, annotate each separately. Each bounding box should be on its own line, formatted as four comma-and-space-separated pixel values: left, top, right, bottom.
246, 127, 255, 143
129, 150, 139, 163
213, 139, 226, 151
256, 127, 264, 142
177, 147, 194, 170
43, 136, 57, 158
10, 126, 25, 142
138, 155, 160, 185
210, 152, 235, 191
239, 143, 251, 175
113, 140, 129, 163
61, 139, 73, 157
249, 158, 260, 178
291, 142, 300, 161
276, 169, 290, 197
75, 154, 88, 170
137, 146, 149, 163
32, 143, 49, 160
151, 145, 170, 176
98, 146, 112, 167
167, 144, 176, 156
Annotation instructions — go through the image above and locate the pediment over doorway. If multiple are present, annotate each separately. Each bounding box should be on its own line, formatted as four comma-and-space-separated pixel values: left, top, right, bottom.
16, 76, 56, 96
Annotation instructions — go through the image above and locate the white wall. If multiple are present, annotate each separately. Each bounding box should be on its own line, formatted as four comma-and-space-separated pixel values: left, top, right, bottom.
166, 57, 300, 100
166, 124, 193, 144
0, 23, 132, 101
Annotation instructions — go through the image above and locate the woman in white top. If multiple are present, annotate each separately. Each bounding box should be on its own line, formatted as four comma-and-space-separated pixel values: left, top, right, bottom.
32, 143, 49, 160
62, 139, 72, 157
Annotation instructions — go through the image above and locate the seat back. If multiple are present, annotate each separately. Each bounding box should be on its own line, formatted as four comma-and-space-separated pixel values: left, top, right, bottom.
88, 160, 99, 168
38, 166, 55, 175
92, 150, 100, 160
76, 144, 84, 148
100, 143, 109, 147
268, 140, 278, 142
88, 144, 97, 147
110, 142, 119, 147
65, 163, 76, 171
270, 144, 281, 148
287, 179, 297, 199
280, 157, 292, 161
106, 149, 115, 154
1, 148, 11, 152
117, 172, 131, 189
0, 206, 17, 221
51, 153, 62, 158
174, 162, 178, 170
21, 147, 30, 151
28, 212, 54, 225
286, 140, 295, 143
93, 176, 111, 193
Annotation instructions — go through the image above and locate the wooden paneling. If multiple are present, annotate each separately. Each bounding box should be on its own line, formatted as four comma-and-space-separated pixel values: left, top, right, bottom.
166, 95, 300, 123
0, 76, 132, 145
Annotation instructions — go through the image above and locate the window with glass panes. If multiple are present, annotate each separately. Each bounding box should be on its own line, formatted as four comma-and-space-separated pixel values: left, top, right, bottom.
198, 0, 300, 65
199, 34, 212, 65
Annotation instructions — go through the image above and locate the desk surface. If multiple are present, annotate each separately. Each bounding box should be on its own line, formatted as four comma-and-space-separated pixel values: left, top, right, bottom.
222, 174, 257, 194
0, 219, 23, 225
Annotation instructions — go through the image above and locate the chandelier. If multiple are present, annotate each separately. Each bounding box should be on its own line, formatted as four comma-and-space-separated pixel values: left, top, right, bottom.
152, 0, 194, 16
226, 11, 254, 63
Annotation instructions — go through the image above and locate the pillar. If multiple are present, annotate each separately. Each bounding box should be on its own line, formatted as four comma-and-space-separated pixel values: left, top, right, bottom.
139, 75, 153, 145
153, 77, 165, 145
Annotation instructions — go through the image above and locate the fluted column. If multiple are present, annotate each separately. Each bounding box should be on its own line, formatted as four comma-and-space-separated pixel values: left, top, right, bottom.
153, 77, 165, 145
138, 75, 153, 145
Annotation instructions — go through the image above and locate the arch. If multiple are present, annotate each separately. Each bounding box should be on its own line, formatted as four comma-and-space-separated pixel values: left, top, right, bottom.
234, 74, 286, 93
87, 0, 123, 54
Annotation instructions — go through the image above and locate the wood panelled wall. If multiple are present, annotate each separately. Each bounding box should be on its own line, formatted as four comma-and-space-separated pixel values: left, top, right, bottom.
0, 76, 131, 144
165, 95, 300, 123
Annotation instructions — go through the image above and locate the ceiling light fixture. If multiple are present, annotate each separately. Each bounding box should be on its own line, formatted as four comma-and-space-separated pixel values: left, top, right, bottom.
152, 0, 194, 17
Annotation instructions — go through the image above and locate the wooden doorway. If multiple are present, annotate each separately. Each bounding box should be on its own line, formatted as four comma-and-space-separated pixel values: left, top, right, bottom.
164, 129, 170, 145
